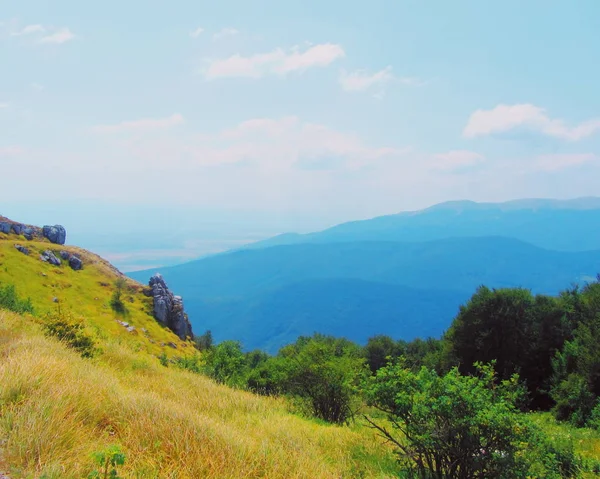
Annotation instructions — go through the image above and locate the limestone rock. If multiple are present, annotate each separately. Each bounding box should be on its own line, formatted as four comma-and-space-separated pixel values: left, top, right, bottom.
11, 224, 23, 235
40, 250, 61, 266
14, 244, 29, 255
148, 273, 193, 340
59, 251, 70, 260
0, 222, 10, 234
69, 255, 83, 271
42, 225, 67, 245
22, 227, 34, 241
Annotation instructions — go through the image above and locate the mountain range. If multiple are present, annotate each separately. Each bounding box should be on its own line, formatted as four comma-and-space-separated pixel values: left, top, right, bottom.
129, 198, 600, 352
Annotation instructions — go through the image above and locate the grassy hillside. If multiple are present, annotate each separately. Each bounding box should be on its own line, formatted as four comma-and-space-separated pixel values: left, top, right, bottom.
0, 236, 191, 358
131, 237, 600, 350
0, 309, 400, 478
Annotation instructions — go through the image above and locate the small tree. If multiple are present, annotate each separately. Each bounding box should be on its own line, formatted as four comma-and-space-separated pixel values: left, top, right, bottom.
87, 445, 126, 479
280, 334, 367, 424
110, 278, 127, 315
194, 330, 214, 351
364, 361, 578, 478
204, 340, 247, 387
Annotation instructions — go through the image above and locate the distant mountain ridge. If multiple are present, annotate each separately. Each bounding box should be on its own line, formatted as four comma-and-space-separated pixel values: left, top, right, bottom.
242, 197, 600, 252
130, 233, 600, 351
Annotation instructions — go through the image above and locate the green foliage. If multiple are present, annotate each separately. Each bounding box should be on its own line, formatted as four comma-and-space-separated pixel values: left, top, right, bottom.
364, 362, 578, 478
587, 400, 600, 431
445, 286, 573, 408
278, 334, 368, 424
158, 351, 169, 367
204, 340, 248, 387
364, 335, 401, 373
0, 282, 35, 315
109, 277, 128, 315
551, 282, 600, 425
194, 329, 213, 351
174, 353, 204, 374
42, 307, 97, 358
87, 445, 126, 479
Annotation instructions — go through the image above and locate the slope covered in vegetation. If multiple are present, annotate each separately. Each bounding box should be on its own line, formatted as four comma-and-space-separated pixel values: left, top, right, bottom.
0, 235, 191, 358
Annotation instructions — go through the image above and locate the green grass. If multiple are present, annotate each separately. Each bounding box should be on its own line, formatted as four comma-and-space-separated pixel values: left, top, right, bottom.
530, 413, 600, 477
0, 238, 192, 358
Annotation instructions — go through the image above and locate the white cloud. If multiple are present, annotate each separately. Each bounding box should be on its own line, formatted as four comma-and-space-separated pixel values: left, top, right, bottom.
534, 153, 598, 172
93, 114, 185, 134
0, 102, 8, 109
10, 24, 45, 36
433, 150, 485, 171
190, 27, 204, 38
205, 43, 345, 79
212, 27, 239, 41
339, 66, 393, 92
464, 103, 600, 141
40, 28, 75, 44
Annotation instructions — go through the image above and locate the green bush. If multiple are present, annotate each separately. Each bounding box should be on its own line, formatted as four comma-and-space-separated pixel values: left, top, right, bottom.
364, 361, 579, 478
109, 278, 128, 315
43, 308, 97, 358
87, 445, 126, 479
0, 283, 35, 315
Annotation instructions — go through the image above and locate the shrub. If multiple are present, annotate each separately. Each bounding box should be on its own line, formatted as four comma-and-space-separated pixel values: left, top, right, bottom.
43, 307, 97, 358
109, 278, 128, 315
364, 361, 579, 478
87, 445, 126, 479
279, 335, 367, 424
0, 283, 35, 315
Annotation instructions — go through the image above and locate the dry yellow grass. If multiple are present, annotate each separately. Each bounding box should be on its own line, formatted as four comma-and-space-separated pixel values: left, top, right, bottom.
0, 311, 399, 478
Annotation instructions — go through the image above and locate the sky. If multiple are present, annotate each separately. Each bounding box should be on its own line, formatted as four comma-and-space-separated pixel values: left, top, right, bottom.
1, 0, 600, 270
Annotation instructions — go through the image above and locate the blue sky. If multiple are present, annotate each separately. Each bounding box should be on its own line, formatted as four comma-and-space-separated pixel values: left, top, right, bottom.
1, 0, 600, 269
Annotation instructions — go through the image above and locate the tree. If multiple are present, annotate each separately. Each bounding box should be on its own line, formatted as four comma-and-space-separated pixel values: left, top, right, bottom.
364, 361, 578, 478
445, 286, 572, 408
551, 282, 600, 425
204, 340, 247, 387
194, 330, 213, 352
110, 277, 128, 315
279, 334, 368, 424
364, 335, 401, 373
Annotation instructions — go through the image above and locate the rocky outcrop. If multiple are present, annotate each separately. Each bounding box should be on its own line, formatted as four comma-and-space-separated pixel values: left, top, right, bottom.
69, 255, 83, 271
58, 250, 83, 270
0, 216, 66, 243
148, 273, 193, 340
42, 225, 66, 245
40, 250, 61, 266
14, 244, 29, 255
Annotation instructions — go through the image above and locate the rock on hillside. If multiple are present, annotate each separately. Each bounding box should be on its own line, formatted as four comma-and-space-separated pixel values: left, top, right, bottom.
148, 273, 193, 340
0, 215, 66, 244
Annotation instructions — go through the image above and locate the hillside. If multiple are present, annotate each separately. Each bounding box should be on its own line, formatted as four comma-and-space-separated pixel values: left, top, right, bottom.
244, 197, 600, 252
0, 223, 400, 478
0, 310, 400, 478
130, 236, 600, 350
0, 226, 194, 358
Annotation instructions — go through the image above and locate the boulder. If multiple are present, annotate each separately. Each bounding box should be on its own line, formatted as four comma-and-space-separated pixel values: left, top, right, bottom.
59, 251, 71, 260
0, 222, 10, 234
69, 255, 83, 271
148, 273, 193, 340
40, 250, 61, 266
22, 227, 34, 241
42, 225, 67, 245
14, 244, 29, 255
11, 224, 23, 235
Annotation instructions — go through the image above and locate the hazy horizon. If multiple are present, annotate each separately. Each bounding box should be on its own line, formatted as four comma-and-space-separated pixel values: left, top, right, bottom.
2, 0, 599, 269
